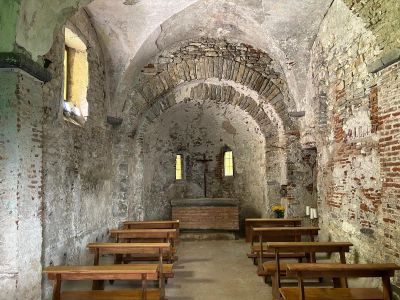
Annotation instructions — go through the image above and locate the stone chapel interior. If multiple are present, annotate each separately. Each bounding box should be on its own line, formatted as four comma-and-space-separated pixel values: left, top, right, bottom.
1, 0, 400, 299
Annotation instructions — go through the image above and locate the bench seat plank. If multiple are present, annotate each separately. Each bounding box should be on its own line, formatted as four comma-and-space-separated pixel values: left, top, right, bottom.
247, 251, 305, 258
280, 287, 384, 300
110, 229, 177, 239
133, 264, 174, 278
44, 265, 159, 281
286, 263, 399, 278
262, 261, 291, 276
245, 218, 302, 242
62, 289, 160, 300
123, 220, 179, 229
266, 242, 352, 253
252, 227, 320, 237
88, 243, 171, 253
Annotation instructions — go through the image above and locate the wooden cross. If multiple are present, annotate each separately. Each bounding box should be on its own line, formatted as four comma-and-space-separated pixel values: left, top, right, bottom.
196, 154, 213, 197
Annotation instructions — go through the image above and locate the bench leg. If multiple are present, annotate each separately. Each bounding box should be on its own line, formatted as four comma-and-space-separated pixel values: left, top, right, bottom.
332, 277, 342, 288
271, 274, 281, 300
142, 274, 148, 300
114, 254, 123, 264
382, 275, 393, 300
92, 280, 105, 290
52, 274, 61, 300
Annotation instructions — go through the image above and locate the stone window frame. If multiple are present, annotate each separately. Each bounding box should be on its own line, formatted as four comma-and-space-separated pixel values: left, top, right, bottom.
62, 27, 89, 127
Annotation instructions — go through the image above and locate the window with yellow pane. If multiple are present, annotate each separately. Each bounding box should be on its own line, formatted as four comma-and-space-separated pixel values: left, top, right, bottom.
176, 154, 183, 180
63, 27, 89, 126
224, 150, 234, 177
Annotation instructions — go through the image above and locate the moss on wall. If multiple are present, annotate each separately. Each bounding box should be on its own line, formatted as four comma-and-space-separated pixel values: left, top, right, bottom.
15, 0, 92, 59
0, 0, 19, 52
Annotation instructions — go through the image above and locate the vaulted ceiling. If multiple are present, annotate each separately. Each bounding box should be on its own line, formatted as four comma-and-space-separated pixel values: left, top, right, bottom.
85, 0, 332, 114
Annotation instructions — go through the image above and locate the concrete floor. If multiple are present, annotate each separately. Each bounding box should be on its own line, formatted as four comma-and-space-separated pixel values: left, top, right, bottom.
63, 240, 272, 299
167, 240, 271, 300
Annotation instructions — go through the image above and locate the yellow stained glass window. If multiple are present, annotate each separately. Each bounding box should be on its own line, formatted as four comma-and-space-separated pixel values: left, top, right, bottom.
224, 151, 234, 177
176, 154, 183, 180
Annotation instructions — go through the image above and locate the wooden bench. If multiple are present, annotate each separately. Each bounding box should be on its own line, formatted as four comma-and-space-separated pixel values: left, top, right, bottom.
248, 227, 320, 265
43, 264, 161, 300
123, 220, 179, 231
245, 218, 302, 242
88, 242, 173, 266
263, 242, 353, 299
110, 229, 178, 261
88, 242, 173, 289
280, 263, 400, 300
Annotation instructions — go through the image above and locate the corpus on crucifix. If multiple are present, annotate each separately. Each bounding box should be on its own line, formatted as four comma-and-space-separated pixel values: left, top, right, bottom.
196, 154, 213, 197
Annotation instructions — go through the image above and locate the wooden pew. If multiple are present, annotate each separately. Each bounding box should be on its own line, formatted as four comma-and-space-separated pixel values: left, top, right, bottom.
280, 263, 400, 300
123, 220, 180, 231
263, 242, 353, 300
248, 227, 320, 265
43, 264, 161, 300
87, 242, 173, 290
245, 218, 302, 242
110, 229, 178, 262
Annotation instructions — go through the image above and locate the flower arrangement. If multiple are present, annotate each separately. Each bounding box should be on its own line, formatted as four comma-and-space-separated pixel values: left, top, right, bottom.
271, 205, 285, 218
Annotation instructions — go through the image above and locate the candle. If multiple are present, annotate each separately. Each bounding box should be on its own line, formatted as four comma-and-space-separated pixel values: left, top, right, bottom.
310, 208, 318, 219
306, 206, 310, 216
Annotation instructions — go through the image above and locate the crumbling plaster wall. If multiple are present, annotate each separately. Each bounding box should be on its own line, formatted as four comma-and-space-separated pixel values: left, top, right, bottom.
139, 99, 268, 226
0, 70, 44, 300
41, 10, 119, 299
310, 0, 400, 293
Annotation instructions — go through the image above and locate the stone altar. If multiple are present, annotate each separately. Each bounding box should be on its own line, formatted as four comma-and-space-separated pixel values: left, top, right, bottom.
171, 198, 239, 231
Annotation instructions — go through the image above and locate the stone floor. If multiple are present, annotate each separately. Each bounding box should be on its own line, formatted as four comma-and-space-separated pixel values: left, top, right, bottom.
167, 240, 271, 300
63, 239, 272, 299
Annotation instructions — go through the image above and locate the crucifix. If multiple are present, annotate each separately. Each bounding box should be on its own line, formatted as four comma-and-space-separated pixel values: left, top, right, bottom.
196, 154, 213, 198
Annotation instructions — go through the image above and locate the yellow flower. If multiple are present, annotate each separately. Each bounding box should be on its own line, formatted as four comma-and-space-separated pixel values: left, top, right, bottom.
271, 205, 285, 212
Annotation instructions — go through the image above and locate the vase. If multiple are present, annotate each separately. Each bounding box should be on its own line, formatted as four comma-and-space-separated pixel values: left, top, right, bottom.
274, 210, 284, 218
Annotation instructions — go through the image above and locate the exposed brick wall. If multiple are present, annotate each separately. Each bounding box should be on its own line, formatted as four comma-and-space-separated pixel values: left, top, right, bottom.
377, 63, 400, 260
311, 0, 400, 294
172, 207, 239, 230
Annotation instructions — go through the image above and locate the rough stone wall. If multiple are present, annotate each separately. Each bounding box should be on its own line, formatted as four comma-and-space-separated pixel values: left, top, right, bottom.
132, 38, 296, 130
310, 0, 400, 294
119, 38, 314, 226
139, 99, 268, 228
343, 0, 400, 54
41, 10, 117, 299
0, 70, 44, 300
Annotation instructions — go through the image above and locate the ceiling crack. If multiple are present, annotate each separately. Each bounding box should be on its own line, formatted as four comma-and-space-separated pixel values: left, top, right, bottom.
155, 24, 163, 52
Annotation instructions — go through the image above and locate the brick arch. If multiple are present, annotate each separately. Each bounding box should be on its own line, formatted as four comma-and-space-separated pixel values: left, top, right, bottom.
126, 38, 296, 130
131, 80, 289, 190
134, 81, 284, 148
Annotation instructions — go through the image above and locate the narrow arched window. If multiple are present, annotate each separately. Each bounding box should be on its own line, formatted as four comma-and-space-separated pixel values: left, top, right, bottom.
224, 150, 234, 177
176, 154, 183, 180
